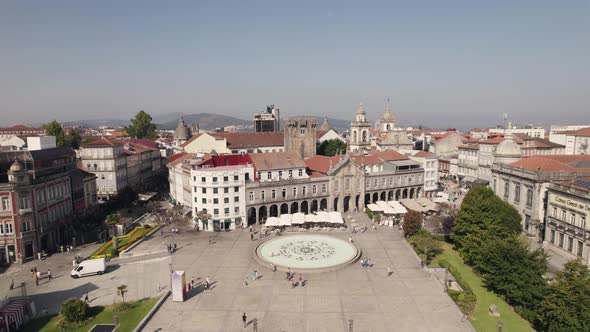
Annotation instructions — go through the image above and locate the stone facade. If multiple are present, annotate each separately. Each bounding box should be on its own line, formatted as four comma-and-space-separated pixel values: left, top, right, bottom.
283, 118, 318, 159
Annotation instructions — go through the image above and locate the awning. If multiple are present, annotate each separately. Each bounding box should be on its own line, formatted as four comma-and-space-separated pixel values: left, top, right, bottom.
224, 219, 232, 223
416, 197, 439, 211
305, 214, 318, 223
376, 201, 396, 214
235, 217, 242, 223
367, 203, 383, 212
266, 217, 280, 226
387, 200, 408, 214
328, 211, 344, 224
279, 214, 292, 226
292, 213, 306, 225
316, 211, 330, 223
400, 199, 429, 213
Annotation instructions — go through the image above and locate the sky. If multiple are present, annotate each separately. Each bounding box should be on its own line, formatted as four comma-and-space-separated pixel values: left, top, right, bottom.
0, 0, 589, 129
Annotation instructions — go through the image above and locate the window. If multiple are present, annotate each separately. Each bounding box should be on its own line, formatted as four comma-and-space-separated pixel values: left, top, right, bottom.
293, 187, 297, 197
213, 198, 219, 204
1, 197, 10, 211
194, 187, 197, 193
202, 188, 207, 194
267, 172, 272, 180
193, 176, 196, 182
234, 196, 239, 202
194, 197, 198, 203
288, 170, 293, 177
570, 213, 576, 225
374, 179, 378, 187
381, 178, 386, 186
578, 241, 584, 257
261, 191, 265, 200
271, 190, 276, 199
223, 176, 228, 182
212, 177, 218, 182
224, 208, 230, 216
559, 233, 564, 248
389, 177, 393, 186
0, 223, 3, 234
302, 186, 307, 196
526, 189, 533, 207
366, 179, 371, 187
201, 177, 206, 183
321, 184, 327, 193
213, 209, 219, 216
202, 198, 206, 204
278, 171, 283, 178
552, 207, 557, 218
249, 192, 254, 201
568, 236, 574, 253
256, 172, 260, 179
550, 229, 556, 244
561, 210, 567, 221
504, 181, 509, 200
581, 217, 586, 229
224, 187, 229, 194
514, 185, 520, 203
298, 169, 303, 177
524, 215, 530, 232
312, 185, 317, 194
5, 223, 13, 234
234, 175, 239, 181
235, 207, 239, 213
213, 188, 218, 194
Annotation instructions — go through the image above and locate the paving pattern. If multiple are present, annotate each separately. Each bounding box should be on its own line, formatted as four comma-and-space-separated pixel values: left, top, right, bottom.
145, 220, 472, 332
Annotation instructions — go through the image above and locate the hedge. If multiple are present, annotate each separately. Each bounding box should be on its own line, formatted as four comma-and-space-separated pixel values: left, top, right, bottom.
438, 258, 477, 315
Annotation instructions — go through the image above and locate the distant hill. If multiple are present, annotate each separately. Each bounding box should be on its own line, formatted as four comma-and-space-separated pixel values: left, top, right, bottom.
301, 116, 350, 132
62, 118, 130, 128
157, 113, 251, 130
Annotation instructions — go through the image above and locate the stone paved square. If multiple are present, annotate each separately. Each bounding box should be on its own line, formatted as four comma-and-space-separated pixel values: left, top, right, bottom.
143, 225, 472, 332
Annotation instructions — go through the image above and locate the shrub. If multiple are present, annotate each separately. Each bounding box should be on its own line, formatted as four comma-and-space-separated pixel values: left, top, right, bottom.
366, 209, 373, 220
60, 298, 89, 324
408, 229, 443, 264
106, 247, 118, 258
113, 302, 133, 312
403, 210, 423, 237
438, 259, 477, 316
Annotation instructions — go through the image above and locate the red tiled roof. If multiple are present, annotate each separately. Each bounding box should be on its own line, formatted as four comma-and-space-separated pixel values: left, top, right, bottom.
82, 138, 123, 147
413, 151, 435, 158
168, 152, 189, 163
510, 155, 590, 172
0, 125, 44, 132
118, 138, 159, 149
433, 131, 467, 142
350, 154, 383, 165
304, 155, 343, 174
558, 128, 590, 137
181, 132, 284, 149
459, 144, 479, 150
366, 150, 409, 161
167, 152, 192, 167
249, 152, 306, 171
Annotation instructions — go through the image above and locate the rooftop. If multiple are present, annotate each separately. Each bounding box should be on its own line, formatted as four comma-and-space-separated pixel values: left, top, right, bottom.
510, 155, 590, 172
249, 152, 306, 171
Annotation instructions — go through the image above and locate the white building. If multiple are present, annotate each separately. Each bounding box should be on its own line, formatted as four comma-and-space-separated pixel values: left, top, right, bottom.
560, 128, 590, 155
549, 125, 590, 146
407, 151, 439, 197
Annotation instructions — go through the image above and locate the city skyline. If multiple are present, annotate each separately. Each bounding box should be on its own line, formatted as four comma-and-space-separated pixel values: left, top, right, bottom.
1, 1, 588, 128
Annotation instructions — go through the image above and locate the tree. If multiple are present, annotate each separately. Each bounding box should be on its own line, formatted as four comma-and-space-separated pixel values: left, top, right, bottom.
408, 229, 442, 264
65, 129, 82, 149
317, 139, 347, 156
539, 259, 590, 332
479, 235, 548, 321
452, 184, 521, 266
105, 213, 120, 237
60, 297, 89, 323
125, 110, 156, 139
402, 210, 423, 237
43, 120, 66, 147
116, 284, 128, 303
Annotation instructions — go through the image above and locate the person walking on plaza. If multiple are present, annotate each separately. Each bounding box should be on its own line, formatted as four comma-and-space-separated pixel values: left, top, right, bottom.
84, 293, 89, 303
242, 313, 247, 328
250, 233, 254, 241
252, 270, 257, 281
36, 270, 41, 284
47, 269, 52, 281
34, 273, 39, 286
9, 279, 14, 290
244, 277, 249, 286
387, 267, 392, 277
205, 276, 211, 290
191, 276, 194, 288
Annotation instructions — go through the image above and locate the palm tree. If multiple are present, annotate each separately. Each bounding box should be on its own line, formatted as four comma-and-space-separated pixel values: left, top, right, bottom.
105, 213, 121, 237
116, 284, 128, 303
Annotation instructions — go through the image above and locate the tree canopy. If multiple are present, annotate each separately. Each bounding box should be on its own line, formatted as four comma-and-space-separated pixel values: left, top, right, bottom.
539, 259, 590, 332
125, 110, 157, 139
43, 120, 66, 147
317, 139, 347, 156
403, 210, 423, 237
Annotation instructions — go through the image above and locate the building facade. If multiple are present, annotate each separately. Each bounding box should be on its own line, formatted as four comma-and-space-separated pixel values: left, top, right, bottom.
545, 180, 590, 264
349, 103, 372, 153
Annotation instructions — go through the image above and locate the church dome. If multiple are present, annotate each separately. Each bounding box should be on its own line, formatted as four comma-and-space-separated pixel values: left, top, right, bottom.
495, 138, 521, 158
174, 115, 190, 140
382, 109, 395, 123
355, 103, 366, 115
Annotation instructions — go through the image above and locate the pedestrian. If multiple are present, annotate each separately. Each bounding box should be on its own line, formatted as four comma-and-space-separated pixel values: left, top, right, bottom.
34, 274, 39, 286
298, 274, 303, 287
252, 270, 256, 281
242, 313, 247, 328
348, 236, 353, 243
9, 279, 14, 290
372, 224, 377, 231
387, 267, 392, 276
205, 276, 210, 290
360, 259, 364, 268
191, 276, 194, 288
244, 277, 249, 286
157, 282, 161, 291
250, 233, 254, 241
72, 259, 77, 267
60, 245, 64, 253
188, 283, 192, 291
285, 271, 290, 280
271, 263, 276, 272
84, 292, 89, 303
48, 269, 52, 280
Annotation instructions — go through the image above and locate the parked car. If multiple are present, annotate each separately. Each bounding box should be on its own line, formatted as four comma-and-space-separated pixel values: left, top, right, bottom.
71, 258, 106, 278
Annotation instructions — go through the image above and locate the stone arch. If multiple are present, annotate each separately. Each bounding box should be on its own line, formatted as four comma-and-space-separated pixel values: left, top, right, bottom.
311, 200, 318, 213
280, 203, 289, 215
259, 206, 268, 222
301, 201, 309, 214
372, 192, 379, 203
388, 191, 393, 201
343, 196, 351, 212
402, 189, 408, 199
270, 204, 278, 217
380, 191, 386, 201
362, 130, 367, 143
352, 130, 358, 143
333, 197, 339, 211
409, 188, 415, 199
247, 207, 257, 225
386, 124, 391, 131
395, 190, 401, 200
291, 202, 299, 213
355, 195, 360, 210
416, 187, 421, 198
320, 199, 328, 211
365, 193, 371, 206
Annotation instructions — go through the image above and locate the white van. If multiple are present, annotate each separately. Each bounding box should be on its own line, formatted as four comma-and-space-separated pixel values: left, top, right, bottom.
71, 258, 106, 278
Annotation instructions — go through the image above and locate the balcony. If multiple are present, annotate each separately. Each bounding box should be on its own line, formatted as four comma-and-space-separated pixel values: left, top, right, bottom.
18, 208, 33, 215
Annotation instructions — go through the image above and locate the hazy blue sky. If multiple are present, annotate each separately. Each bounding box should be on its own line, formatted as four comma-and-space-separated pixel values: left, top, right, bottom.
1, 1, 588, 128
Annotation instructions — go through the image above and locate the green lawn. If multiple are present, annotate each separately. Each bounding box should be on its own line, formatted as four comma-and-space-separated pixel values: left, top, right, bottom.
431, 242, 534, 332
22, 297, 159, 332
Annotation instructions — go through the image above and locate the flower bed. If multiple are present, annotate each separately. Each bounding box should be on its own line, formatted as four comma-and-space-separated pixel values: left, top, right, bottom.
90, 225, 154, 259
